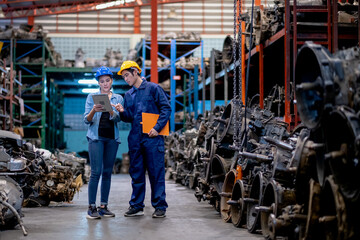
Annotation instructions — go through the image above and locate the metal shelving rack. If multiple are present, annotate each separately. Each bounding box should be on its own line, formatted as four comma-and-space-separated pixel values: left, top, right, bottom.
138, 39, 203, 132
202, 0, 359, 129
0, 42, 23, 131
12, 39, 56, 148
47, 78, 64, 151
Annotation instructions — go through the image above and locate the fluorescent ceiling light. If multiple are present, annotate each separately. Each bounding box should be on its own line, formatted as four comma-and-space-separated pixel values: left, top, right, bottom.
82, 88, 99, 93
84, 73, 94, 76
78, 79, 98, 85
96, 0, 135, 10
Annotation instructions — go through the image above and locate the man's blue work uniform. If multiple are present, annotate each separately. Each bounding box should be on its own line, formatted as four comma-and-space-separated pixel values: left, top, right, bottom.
120, 79, 171, 210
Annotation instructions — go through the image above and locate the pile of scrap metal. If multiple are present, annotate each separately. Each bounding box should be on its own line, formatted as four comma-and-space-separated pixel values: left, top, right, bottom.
165, 41, 360, 240
242, 0, 285, 51
0, 24, 62, 68
0, 130, 84, 235
241, 0, 358, 52
145, 31, 201, 41
0, 24, 47, 40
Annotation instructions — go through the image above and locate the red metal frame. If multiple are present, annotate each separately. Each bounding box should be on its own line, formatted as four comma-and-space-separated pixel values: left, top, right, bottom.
27, 16, 34, 31
118, 8, 121, 33
202, 0, 205, 34
150, 0, 158, 84
161, 4, 164, 34
182, 2, 185, 32
55, 14, 58, 32
284, 0, 291, 124
258, 44, 264, 109
291, 0, 332, 127
134, 6, 140, 34
333, 1, 338, 52
1, 0, 195, 19
239, 0, 357, 129
221, 0, 224, 34
76, 11, 79, 33
97, 10, 100, 33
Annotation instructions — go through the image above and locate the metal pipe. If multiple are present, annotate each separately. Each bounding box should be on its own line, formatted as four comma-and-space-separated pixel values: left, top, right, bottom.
201, 41, 205, 114
263, 136, 294, 151
150, 0, 158, 84
223, 63, 228, 105
210, 49, 215, 112
239, 151, 273, 162
0, 199, 28, 236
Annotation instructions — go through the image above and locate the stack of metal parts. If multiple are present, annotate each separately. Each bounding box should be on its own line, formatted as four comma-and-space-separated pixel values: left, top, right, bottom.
165, 41, 360, 240
0, 24, 47, 40
0, 24, 63, 68
84, 48, 124, 68
0, 130, 85, 235
241, 0, 357, 53
242, 0, 285, 51
145, 31, 201, 41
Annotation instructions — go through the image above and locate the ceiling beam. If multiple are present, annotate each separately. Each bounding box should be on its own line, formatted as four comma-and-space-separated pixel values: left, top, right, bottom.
0, 0, 45, 4
1, 0, 195, 19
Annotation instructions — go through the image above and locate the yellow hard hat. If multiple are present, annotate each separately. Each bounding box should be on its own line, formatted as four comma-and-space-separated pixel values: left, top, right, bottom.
118, 61, 142, 75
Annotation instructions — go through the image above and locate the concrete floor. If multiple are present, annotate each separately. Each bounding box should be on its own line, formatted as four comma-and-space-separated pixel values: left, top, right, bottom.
1, 174, 263, 240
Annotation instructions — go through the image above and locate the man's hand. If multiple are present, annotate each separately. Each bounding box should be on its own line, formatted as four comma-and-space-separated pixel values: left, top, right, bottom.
93, 104, 104, 112
148, 128, 159, 137
113, 103, 124, 112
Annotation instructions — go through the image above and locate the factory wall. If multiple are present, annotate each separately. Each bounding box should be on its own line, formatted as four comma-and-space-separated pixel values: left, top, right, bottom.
47, 33, 225, 60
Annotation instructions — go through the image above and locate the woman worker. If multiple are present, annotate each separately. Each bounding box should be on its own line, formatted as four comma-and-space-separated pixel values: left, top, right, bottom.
83, 66, 123, 219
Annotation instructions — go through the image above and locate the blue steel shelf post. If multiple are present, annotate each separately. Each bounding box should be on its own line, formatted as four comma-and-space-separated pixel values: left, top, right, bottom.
194, 65, 199, 119
188, 75, 191, 114
141, 38, 146, 78
170, 39, 176, 132
137, 38, 203, 132
200, 40, 204, 114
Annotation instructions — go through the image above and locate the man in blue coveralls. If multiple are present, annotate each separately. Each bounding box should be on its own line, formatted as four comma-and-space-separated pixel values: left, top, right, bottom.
115, 61, 171, 218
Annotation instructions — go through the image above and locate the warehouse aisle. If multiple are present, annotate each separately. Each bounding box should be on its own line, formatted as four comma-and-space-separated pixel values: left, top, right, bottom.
1, 174, 262, 240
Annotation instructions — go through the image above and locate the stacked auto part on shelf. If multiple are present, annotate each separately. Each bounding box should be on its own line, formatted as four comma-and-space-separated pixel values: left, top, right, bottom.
165, 41, 360, 240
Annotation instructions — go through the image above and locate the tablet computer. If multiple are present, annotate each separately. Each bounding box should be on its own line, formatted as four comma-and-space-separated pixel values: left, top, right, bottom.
92, 94, 113, 112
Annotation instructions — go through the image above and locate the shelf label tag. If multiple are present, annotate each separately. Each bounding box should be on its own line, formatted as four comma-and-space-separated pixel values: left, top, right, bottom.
173, 75, 181, 80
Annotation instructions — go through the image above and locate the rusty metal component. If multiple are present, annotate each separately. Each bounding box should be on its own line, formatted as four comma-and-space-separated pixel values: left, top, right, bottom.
216, 101, 238, 143
243, 2, 285, 51
260, 180, 296, 239
220, 169, 236, 222
210, 154, 232, 194
296, 42, 360, 198
222, 35, 235, 65
0, 176, 26, 235
264, 85, 285, 117
317, 176, 350, 240
0, 130, 83, 209
166, 41, 360, 240
239, 151, 273, 163
247, 172, 267, 233
322, 107, 360, 201
230, 180, 248, 228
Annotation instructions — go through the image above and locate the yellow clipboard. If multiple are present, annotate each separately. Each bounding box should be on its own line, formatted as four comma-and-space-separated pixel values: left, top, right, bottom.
141, 112, 169, 136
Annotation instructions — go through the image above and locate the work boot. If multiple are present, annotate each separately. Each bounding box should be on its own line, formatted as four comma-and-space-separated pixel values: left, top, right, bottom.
124, 206, 144, 217
98, 205, 115, 217
86, 205, 101, 219
152, 209, 166, 218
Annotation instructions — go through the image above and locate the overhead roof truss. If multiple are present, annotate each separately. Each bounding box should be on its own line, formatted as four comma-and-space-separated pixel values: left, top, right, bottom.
0, 0, 195, 19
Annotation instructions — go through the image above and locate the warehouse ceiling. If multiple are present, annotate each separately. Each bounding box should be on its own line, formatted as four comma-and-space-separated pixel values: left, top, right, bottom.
0, 0, 195, 18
